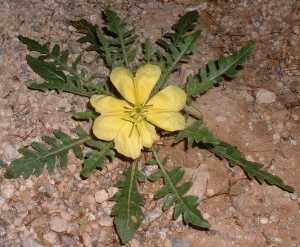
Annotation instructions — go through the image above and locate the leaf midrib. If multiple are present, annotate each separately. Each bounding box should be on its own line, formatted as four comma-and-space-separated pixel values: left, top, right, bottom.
153, 150, 205, 225
27, 136, 91, 164
126, 162, 137, 228
206, 44, 254, 84
153, 32, 200, 95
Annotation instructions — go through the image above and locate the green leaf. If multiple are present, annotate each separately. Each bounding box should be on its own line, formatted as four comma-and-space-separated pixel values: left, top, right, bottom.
186, 42, 256, 98
28, 78, 105, 97
71, 8, 137, 68
5, 129, 91, 179
112, 163, 144, 244
212, 142, 294, 193
20, 36, 106, 97
26, 55, 66, 83
173, 11, 199, 43
81, 141, 114, 178
18, 35, 49, 54
104, 8, 137, 67
176, 120, 220, 147
152, 10, 200, 94
70, 19, 101, 51
151, 150, 210, 229
72, 111, 98, 121
51, 44, 60, 57
143, 39, 156, 63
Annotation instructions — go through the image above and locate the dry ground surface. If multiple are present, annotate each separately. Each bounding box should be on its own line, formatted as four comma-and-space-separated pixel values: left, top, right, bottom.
0, 0, 299, 246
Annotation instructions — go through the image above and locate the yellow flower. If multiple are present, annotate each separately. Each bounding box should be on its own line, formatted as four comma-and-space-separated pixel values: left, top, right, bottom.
90, 64, 186, 159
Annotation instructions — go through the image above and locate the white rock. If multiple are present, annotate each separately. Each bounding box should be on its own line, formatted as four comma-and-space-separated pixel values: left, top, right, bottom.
259, 217, 269, 224
1, 183, 15, 199
95, 189, 109, 203
0, 196, 6, 206
43, 232, 58, 244
272, 133, 281, 144
49, 216, 69, 233
143, 206, 162, 225
20, 230, 42, 247
2, 142, 19, 161
21, 235, 42, 247
130, 239, 140, 247
107, 187, 118, 198
256, 89, 276, 104
187, 164, 210, 199
292, 114, 299, 121
216, 116, 226, 122
98, 215, 113, 227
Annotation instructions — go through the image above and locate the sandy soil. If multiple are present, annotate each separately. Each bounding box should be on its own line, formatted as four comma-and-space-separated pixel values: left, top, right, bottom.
0, 0, 299, 246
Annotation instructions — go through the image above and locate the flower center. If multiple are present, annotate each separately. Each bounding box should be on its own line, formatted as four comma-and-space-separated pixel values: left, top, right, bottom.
123, 105, 148, 124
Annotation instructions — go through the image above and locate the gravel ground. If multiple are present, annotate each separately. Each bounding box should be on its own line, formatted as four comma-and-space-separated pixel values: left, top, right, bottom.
0, 0, 299, 246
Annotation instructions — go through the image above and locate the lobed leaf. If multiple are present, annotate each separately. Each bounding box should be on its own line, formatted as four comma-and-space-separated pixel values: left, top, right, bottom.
112, 163, 144, 244
19, 36, 106, 97
81, 140, 114, 178
71, 8, 137, 68
213, 142, 294, 193
173, 10, 199, 43
176, 120, 220, 147
151, 151, 210, 229
18, 35, 49, 54
69, 19, 101, 51
186, 42, 256, 98
26, 55, 66, 83
5, 128, 90, 179
153, 11, 200, 94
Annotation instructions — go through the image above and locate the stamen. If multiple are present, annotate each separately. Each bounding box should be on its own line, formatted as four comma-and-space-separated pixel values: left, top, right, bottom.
123, 104, 148, 126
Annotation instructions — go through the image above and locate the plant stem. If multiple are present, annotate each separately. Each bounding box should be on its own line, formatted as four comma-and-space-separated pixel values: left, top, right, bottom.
36, 136, 91, 163
126, 160, 138, 227
183, 104, 203, 120
152, 150, 183, 202
62, 89, 93, 98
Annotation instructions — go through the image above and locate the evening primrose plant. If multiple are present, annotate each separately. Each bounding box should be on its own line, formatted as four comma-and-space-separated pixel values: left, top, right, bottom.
6, 8, 294, 245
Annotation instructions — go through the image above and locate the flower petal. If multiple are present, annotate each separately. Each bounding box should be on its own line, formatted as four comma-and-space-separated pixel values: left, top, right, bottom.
110, 67, 136, 104
135, 64, 161, 104
115, 122, 142, 159
92, 116, 126, 141
90, 95, 130, 116
137, 121, 159, 148
146, 112, 185, 131
147, 85, 186, 111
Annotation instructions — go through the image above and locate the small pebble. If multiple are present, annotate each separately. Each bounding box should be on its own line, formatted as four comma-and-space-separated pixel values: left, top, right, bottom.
292, 114, 299, 121
43, 232, 58, 244
21, 236, 42, 247
256, 89, 276, 104
2, 142, 19, 161
171, 238, 192, 247
143, 206, 162, 225
1, 183, 15, 199
216, 116, 226, 122
272, 133, 281, 144
130, 239, 141, 247
95, 189, 109, 203
259, 217, 269, 224
98, 215, 113, 227
50, 216, 69, 233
